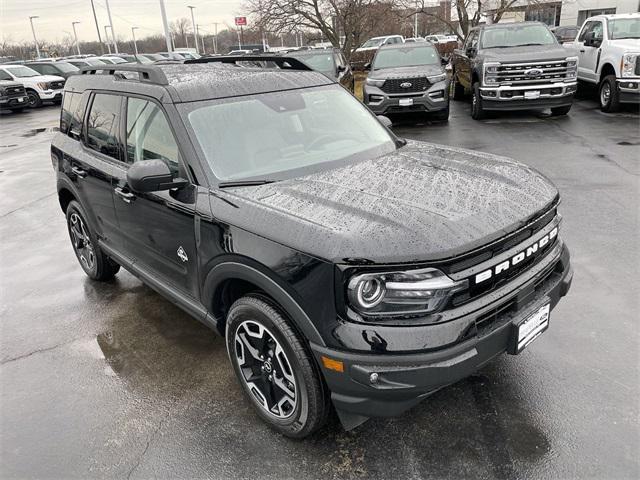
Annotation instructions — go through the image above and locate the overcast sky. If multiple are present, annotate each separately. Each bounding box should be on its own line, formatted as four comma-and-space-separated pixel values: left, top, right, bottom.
1, 0, 245, 44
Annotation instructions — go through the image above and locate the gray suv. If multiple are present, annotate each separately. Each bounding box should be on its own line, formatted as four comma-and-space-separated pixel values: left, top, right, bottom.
363, 43, 449, 121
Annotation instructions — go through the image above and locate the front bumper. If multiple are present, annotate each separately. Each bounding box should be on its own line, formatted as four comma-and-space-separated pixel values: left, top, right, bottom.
617, 79, 640, 104
480, 81, 576, 111
311, 244, 572, 421
39, 90, 63, 101
0, 95, 29, 107
364, 81, 449, 115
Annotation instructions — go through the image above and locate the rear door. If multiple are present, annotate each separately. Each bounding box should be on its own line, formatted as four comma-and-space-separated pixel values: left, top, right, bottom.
68, 92, 122, 248
111, 95, 200, 297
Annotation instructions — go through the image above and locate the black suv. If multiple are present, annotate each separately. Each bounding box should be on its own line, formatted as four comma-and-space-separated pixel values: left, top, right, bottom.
52, 61, 572, 438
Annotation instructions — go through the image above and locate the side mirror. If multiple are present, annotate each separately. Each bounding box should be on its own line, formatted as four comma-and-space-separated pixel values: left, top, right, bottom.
377, 115, 392, 128
126, 159, 187, 193
337, 64, 346, 73
364, 62, 371, 71
584, 31, 601, 47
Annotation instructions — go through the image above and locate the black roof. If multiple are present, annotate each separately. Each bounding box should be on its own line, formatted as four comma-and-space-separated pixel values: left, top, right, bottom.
64, 62, 332, 103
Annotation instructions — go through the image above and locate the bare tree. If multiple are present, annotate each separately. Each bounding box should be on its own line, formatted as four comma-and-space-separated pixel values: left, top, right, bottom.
245, 0, 403, 59
170, 17, 192, 48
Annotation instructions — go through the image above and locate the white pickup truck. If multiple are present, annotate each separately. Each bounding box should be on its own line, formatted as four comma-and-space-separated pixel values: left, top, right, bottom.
573, 13, 640, 112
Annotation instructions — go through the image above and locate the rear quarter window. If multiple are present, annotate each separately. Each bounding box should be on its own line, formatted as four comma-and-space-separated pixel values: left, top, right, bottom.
60, 92, 80, 134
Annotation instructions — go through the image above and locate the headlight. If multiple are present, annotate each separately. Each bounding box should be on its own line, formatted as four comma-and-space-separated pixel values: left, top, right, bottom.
621, 53, 639, 78
347, 268, 467, 317
428, 73, 446, 83
565, 56, 578, 79
37, 82, 49, 90
365, 77, 385, 87
483, 62, 501, 85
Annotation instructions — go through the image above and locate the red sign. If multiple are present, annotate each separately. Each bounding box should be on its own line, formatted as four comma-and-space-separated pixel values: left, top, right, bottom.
235, 16, 247, 26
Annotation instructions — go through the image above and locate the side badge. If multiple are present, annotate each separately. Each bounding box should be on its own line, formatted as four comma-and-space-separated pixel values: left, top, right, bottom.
177, 246, 188, 263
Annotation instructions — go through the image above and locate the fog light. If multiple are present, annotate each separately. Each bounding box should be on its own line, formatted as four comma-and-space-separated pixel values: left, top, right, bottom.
484, 90, 497, 97
370, 372, 379, 384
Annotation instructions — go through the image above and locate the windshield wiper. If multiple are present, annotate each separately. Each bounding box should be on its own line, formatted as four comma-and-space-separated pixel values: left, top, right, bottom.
218, 179, 276, 188
514, 43, 546, 47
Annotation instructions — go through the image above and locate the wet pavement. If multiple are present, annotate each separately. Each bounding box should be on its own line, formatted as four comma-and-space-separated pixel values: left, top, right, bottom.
1, 99, 638, 479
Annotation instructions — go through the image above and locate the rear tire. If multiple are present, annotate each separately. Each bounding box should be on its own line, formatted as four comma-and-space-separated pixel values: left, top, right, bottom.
226, 295, 329, 438
66, 200, 120, 281
450, 71, 465, 100
550, 105, 571, 116
599, 75, 621, 112
471, 82, 486, 120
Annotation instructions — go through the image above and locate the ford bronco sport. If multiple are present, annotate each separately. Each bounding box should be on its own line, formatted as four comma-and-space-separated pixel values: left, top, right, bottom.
52, 59, 572, 438
451, 22, 578, 119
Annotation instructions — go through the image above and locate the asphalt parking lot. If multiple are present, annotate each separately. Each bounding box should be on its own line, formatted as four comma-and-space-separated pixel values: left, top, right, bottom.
1, 99, 638, 480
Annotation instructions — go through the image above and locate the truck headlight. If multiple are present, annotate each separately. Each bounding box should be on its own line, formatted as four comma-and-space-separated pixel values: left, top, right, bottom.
621, 53, 639, 78
37, 82, 49, 90
347, 268, 467, 317
365, 77, 385, 87
565, 56, 578, 80
483, 62, 500, 85
428, 73, 446, 83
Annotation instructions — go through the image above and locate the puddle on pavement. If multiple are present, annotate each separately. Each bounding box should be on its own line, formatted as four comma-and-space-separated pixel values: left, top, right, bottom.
0, 145, 17, 148
21, 127, 59, 137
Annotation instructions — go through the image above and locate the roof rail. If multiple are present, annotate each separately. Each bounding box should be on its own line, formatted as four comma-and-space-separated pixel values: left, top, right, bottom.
79, 64, 168, 85
184, 55, 313, 71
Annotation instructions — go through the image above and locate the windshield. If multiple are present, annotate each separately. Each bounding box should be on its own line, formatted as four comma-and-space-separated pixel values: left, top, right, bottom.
608, 18, 640, 39
291, 52, 334, 74
86, 58, 106, 66
361, 38, 385, 48
6, 66, 40, 77
109, 57, 128, 64
185, 85, 395, 182
55, 62, 79, 72
135, 55, 153, 64
373, 45, 440, 69
481, 24, 557, 48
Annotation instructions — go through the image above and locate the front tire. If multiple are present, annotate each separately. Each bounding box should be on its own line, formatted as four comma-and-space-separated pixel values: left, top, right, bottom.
599, 75, 621, 112
66, 200, 120, 281
550, 105, 572, 116
226, 295, 329, 438
471, 82, 486, 120
25, 90, 42, 108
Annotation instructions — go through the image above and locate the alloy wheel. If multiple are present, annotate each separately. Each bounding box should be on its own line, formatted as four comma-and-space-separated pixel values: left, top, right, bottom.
233, 320, 297, 419
69, 213, 95, 270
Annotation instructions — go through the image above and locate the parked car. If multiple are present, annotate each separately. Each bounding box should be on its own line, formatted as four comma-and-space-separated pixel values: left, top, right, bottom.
404, 37, 426, 43
94, 56, 128, 65
138, 53, 166, 62
0, 78, 29, 112
227, 49, 253, 55
363, 43, 449, 120
26, 61, 80, 79
52, 61, 572, 437
103, 53, 137, 63
157, 52, 187, 60
174, 47, 201, 59
65, 58, 107, 69
551, 25, 579, 43
450, 21, 578, 119
425, 34, 448, 43
351, 35, 405, 70
0, 64, 65, 107
573, 13, 640, 112
289, 48, 354, 92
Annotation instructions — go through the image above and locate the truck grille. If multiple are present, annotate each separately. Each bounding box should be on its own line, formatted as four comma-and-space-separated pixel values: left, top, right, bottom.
5, 86, 26, 97
635, 57, 640, 76
381, 77, 429, 94
50, 80, 65, 90
495, 60, 569, 86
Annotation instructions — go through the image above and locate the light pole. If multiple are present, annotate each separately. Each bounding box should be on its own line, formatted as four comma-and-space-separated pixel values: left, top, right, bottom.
131, 26, 139, 55
212, 22, 219, 54
29, 16, 40, 58
72, 21, 81, 55
158, 0, 173, 53
187, 6, 199, 54
197, 25, 205, 54
104, 25, 112, 54
104, 0, 118, 53
90, 0, 104, 54
414, 0, 419, 38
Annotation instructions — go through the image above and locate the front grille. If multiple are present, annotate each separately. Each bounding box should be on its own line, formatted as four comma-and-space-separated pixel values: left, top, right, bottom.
50, 80, 65, 90
495, 60, 569, 86
635, 57, 640, 76
381, 77, 429, 94
5, 86, 26, 97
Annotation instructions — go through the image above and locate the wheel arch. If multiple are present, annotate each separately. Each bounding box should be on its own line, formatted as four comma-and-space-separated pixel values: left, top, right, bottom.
57, 177, 80, 213
598, 62, 616, 83
202, 258, 326, 347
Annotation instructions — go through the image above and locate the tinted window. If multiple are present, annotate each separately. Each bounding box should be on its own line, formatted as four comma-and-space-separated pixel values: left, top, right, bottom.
373, 45, 440, 69
40, 64, 60, 75
126, 97, 178, 168
0, 70, 12, 81
578, 21, 594, 41
60, 91, 81, 134
86, 94, 121, 160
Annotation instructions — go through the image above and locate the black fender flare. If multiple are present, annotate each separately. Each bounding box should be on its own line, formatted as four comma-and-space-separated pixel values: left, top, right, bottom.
202, 259, 326, 347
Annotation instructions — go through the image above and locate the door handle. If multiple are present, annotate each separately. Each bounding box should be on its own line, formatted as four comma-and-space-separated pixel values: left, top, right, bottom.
580, 49, 585, 53
114, 187, 136, 203
71, 166, 87, 178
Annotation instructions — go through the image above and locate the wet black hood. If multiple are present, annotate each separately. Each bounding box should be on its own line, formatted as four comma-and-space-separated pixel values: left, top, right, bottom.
212, 141, 559, 264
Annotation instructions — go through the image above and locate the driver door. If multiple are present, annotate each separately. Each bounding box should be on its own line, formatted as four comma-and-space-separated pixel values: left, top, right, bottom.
576, 21, 603, 82
111, 95, 200, 297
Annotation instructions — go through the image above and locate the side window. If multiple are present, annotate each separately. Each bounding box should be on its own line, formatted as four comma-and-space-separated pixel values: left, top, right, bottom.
0, 69, 12, 81
86, 93, 121, 160
60, 92, 80, 134
125, 97, 179, 171
591, 21, 604, 40
578, 21, 594, 41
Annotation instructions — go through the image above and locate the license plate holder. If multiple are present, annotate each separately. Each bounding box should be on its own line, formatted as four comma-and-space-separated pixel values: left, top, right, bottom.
508, 302, 550, 354
399, 98, 414, 106
524, 90, 541, 100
